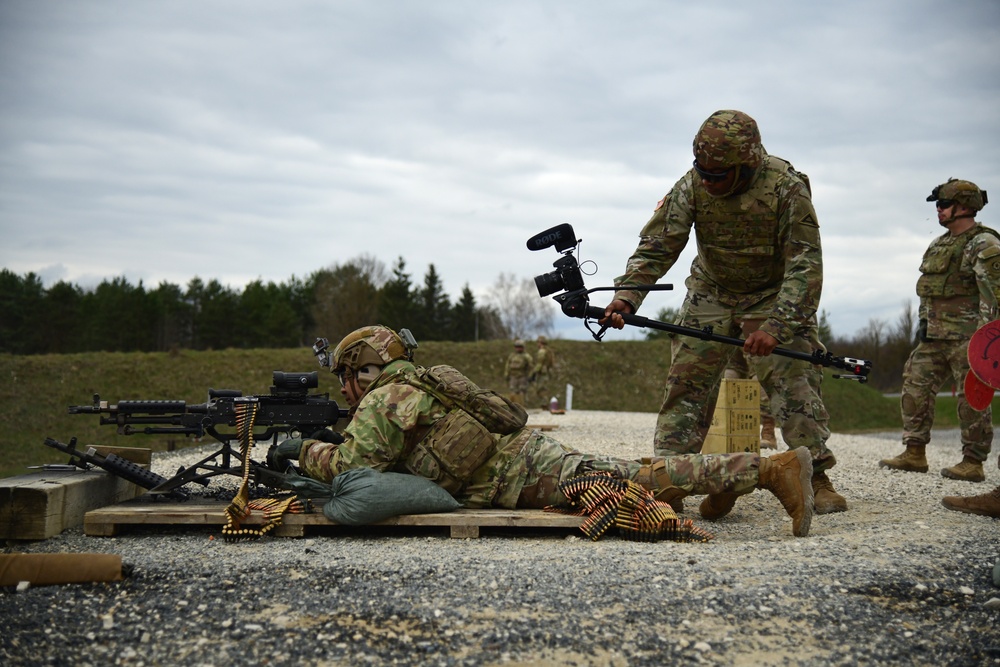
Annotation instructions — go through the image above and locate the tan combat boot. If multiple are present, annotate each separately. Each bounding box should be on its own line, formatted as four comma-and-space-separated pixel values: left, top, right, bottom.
878, 444, 928, 473
812, 472, 848, 513
941, 457, 986, 482
635, 458, 686, 513
760, 414, 777, 449
756, 447, 814, 537
942, 485, 1000, 517
699, 493, 738, 520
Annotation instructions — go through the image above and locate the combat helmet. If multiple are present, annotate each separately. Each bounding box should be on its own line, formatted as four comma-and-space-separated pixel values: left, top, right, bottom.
692, 110, 766, 195
331, 325, 416, 386
927, 178, 989, 211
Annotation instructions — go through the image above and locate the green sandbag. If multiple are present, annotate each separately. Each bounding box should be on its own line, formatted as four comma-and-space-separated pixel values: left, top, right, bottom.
322, 467, 461, 525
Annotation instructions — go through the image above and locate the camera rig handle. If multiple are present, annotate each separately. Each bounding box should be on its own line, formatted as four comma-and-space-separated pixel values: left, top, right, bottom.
555, 286, 872, 383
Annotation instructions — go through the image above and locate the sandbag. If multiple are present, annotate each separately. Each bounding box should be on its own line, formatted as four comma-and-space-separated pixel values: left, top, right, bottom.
322, 467, 461, 525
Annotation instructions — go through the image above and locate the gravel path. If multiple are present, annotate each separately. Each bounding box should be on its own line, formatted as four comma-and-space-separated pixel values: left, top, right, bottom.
3, 409, 999, 666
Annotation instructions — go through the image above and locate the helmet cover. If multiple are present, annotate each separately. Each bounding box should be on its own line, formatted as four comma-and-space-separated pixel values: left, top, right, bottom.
332, 325, 410, 376
927, 178, 988, 211
692, 110, 765, 171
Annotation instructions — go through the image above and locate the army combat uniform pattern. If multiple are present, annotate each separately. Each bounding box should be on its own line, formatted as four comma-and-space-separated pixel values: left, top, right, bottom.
298, 359, 765, 509
503, 348, 533, 403
901, 224, 1000, 461
614, 155, 834, 471
532, 341, 557, 407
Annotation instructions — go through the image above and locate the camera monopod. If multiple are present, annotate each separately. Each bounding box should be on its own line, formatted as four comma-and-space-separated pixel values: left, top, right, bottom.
527, 224, 872, 383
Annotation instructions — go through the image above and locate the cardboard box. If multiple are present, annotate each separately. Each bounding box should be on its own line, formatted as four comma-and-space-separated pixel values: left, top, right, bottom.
701, 379, 762, 455
708, 408, 760, 435
715, 378, 760, 409
702, 432, 760, 455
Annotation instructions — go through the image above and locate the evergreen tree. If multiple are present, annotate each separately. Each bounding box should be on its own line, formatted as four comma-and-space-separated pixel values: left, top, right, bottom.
42, 280, 85, 353
187, 278, 240, 350
0, 270, 45, 353
450, 284, 479, 341
377, 257, 417, 331
414, 264, 451, 341
240, 279, 301, 348
82, 277, 152, 351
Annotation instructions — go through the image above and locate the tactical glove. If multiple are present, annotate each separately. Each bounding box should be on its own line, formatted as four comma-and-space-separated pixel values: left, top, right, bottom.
267, 437, 304, 471
309, 428, 345, 444
917, 319, 928, 342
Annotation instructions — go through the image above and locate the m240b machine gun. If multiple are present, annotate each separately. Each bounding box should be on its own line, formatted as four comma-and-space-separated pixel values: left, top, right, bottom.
526, 223, 872, 382
50, 370, 349, 496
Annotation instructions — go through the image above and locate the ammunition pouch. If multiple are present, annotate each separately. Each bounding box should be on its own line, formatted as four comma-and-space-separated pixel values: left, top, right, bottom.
415, 364, 527, 435
403, 409, 497, 494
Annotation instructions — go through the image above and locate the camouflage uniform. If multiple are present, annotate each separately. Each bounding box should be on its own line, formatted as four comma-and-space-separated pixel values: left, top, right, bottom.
899, 223, 1000, 461
299, 359, 764, 509
614, 156, 831, 469
503, 342, 533, 405
531, 336, 557, 408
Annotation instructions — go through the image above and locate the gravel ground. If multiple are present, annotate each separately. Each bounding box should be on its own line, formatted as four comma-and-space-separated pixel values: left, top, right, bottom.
3, 409, 999, 667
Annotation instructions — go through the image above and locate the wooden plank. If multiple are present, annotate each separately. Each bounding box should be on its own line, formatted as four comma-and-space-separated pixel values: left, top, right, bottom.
0, 470, 145, 540
83, 501, 584, 538
0, 553, 125, 586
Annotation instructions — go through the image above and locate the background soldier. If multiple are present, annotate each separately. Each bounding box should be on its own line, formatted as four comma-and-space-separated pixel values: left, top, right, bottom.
270, 325, 816, 536
531, 335, 557, 409
601, 109, 845, 518
880, 179, 998, 482
503, 339, 533, 406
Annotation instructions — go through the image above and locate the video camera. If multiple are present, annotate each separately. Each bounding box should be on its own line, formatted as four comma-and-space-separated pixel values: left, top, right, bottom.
527, 223, 872, 382
527, 223, 673, 330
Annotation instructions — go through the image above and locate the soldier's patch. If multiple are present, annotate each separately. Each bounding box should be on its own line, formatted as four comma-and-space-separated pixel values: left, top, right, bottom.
979, 245, 1000, 278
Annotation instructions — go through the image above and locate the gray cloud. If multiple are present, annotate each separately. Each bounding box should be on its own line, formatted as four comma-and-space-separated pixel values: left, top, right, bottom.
1, 0, 998, 342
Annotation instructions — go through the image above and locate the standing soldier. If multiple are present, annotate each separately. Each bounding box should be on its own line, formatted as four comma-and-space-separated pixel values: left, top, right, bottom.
601, 109, 846, 518
504, 339, 533, 407
880, 179, 999, 482
532, 335, 558, 409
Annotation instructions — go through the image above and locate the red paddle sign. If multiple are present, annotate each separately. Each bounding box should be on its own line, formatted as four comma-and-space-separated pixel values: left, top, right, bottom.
966, 319, 1000, 409
964, 370, 995, 411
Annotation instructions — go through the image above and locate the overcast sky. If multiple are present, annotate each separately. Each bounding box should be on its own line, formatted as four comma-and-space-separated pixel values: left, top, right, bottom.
2, 0, 998, 343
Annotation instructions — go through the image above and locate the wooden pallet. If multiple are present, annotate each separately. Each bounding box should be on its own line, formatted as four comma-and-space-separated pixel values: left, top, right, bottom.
84, 500, 585, 539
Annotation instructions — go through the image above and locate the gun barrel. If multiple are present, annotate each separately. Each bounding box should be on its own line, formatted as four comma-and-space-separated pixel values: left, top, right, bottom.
116, 400, 188, 414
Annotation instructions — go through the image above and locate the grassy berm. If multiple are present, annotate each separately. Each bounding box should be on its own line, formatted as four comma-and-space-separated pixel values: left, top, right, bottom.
0, 340, 988, 480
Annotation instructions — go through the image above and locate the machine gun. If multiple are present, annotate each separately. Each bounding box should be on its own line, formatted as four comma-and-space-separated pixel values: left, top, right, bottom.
527, 223, 872, 382
56, 370, 350, 495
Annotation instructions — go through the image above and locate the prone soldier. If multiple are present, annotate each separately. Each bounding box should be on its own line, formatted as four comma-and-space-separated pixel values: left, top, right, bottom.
270, 325, 816, 537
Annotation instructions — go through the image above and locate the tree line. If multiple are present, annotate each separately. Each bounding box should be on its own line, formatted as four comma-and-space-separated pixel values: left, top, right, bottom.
6, 254, 921, 392
0, 255, 556, 355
